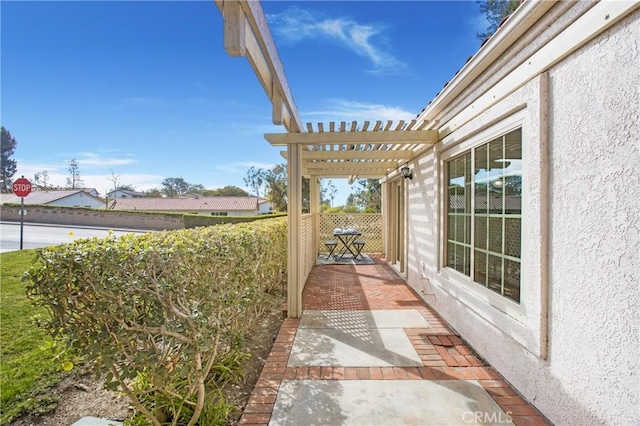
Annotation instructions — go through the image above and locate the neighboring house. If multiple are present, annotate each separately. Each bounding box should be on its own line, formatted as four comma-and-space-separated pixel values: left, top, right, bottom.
106, 189, 146, 199
258, 199, 273, 214
0, 189, 106, 208
216, 1, 639, 425
110, 196, 273, 216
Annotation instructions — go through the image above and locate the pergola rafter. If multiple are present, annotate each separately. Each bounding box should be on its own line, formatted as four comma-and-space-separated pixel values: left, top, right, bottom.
268, 120, 437, 180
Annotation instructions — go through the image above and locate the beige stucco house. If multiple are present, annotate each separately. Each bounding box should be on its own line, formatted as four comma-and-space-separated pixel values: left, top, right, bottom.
215, 1, 639, 424
0, 189, 105, 209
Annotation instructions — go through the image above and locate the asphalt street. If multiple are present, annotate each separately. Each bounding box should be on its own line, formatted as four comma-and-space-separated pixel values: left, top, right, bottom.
0, 222, 151, 253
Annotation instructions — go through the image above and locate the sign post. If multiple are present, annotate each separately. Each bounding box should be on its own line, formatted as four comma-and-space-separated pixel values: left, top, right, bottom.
12, 176, 32, 250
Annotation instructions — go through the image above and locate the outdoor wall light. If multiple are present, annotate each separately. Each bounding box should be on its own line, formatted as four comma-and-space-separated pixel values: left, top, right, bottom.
401, 164, 413, 180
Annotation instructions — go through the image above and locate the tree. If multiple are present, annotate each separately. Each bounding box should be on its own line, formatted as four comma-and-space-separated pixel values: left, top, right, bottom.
350, 179, 381, 212
321, 180, 338, 206
187, 183, 206, 194
33, 171, 54, 190
143, 188, 163, 197
161, 177, 190, 197
117, 184, 136, 192
301, 177, 310, 213
263, 164, 287, 212
208, 186, 250, 197
66, 159, 83, 189
1, 127, 18, 193
244, 167, 265, 197
107, 170, 120, 196
476, 0, 520, 41
345, 193, 357, 208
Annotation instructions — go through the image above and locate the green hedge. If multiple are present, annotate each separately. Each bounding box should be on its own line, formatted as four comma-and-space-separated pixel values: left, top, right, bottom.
26, 217, 287, 425
183, 212, 286, 228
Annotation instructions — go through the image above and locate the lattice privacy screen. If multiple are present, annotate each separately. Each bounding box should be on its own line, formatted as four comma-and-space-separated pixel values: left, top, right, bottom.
319, 214, 383, 253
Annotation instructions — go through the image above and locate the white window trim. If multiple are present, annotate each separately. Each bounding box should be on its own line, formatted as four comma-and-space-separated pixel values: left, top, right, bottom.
438, 112, 528, 323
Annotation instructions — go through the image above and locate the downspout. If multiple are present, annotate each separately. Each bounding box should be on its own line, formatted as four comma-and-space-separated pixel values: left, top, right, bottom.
539, 72, 550, 360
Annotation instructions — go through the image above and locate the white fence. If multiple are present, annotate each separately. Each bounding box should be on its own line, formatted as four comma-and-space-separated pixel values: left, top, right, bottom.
319, 213, 383, 253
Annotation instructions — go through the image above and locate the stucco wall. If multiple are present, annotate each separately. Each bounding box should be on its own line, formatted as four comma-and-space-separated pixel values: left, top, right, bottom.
47, 192, 105, 209
543, 7, 639, 423
0, 205, 184, 231
405, 6, 639, 426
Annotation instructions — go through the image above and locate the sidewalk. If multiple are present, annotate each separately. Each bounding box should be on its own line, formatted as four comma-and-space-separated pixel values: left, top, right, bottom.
239, 255, 549, 426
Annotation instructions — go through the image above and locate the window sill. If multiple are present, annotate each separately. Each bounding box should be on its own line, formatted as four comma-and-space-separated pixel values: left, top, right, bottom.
439, 266, 527, 324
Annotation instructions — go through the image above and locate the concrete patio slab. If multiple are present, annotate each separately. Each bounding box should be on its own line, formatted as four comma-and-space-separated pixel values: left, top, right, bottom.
299, 309, 430, 329
270, 379, 514, 426
238, 258, 549, 426
290, 309, 425, 367
289, 327, 422, 367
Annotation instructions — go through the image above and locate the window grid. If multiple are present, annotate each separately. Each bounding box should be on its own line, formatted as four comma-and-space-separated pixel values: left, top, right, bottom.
445, 129, 522, 303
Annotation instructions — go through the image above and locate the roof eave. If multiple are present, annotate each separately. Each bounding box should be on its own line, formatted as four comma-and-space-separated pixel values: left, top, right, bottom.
415, 0, 558, 129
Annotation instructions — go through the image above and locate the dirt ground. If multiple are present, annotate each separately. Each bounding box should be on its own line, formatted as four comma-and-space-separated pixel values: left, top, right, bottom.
10, 298, 286, 426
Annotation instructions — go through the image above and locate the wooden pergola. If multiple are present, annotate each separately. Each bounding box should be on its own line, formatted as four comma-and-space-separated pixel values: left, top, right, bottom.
215, 1, 437, 316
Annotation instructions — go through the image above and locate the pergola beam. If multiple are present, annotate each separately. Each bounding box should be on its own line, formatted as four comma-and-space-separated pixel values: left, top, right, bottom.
310, 172, 390, 179
305, 160, 398, 170
303, 150, 414, 160
265, 130, 438, 146
216, 0, 303, 132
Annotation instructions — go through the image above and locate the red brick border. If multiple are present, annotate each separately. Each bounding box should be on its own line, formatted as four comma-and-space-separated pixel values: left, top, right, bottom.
238, 260, 550, 425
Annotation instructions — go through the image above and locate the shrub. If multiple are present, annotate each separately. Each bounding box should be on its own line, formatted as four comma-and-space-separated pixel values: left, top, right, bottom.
182, 212, 286, 228
26, 218, 286, 425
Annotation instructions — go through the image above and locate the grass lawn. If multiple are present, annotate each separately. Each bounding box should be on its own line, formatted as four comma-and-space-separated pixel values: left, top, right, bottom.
0, 249, 76, 425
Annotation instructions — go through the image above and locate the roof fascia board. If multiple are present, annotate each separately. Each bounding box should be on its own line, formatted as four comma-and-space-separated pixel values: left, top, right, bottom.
438, 0, 640, 136
59, 191, 104, 203
415, 0, 557, 128
265, 130, 438, 146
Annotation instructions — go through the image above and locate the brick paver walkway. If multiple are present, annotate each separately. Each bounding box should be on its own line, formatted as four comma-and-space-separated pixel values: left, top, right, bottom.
239, 255, 550, 426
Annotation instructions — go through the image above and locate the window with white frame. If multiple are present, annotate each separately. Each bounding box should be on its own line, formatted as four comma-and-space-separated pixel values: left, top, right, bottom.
445, 128, 522, 303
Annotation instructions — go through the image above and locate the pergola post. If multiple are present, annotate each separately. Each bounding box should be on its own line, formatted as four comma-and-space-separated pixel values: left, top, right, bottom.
287, 143, 302, 318
381, 179, 387, 257
310, 177, 321, 259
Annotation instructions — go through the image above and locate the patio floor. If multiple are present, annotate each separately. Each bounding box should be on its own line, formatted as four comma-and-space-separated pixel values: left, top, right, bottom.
239, 255, 550, 426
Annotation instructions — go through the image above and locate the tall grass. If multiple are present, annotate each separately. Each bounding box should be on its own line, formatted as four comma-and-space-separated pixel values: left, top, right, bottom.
0, 250, 76, 424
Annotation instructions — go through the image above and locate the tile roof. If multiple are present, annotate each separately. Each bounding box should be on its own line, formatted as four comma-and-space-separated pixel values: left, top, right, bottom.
0, 189, 103, 205
110, 196, 263, 212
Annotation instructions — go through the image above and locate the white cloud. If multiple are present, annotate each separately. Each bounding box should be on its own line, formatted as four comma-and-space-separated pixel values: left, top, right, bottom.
76, 152, 137, 167
15, 154, 154, 196
268, 6, 407, 74
84, 173, 165, 194
304, 99, 415, 123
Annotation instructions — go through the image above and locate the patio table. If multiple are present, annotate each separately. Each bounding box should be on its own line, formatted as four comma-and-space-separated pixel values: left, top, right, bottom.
333, 229, 363, 260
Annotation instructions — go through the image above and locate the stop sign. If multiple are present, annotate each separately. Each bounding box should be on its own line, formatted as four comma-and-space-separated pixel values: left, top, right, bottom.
13, 178, 32, 197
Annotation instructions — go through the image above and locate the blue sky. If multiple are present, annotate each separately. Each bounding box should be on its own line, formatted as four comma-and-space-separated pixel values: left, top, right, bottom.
2, 0, 488, 205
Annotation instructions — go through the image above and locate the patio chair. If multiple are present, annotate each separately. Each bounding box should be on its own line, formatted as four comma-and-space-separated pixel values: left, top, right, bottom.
324, 240, 338, 259
352, 239, 365, 260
